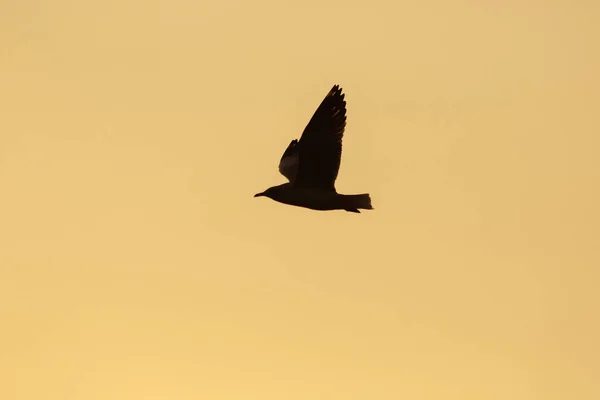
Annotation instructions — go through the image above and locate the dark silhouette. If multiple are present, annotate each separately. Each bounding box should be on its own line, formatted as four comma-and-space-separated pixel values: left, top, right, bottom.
255, 85, 373, 213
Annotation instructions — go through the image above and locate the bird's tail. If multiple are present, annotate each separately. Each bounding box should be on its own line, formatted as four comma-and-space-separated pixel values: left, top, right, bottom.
342, 193, 373, 213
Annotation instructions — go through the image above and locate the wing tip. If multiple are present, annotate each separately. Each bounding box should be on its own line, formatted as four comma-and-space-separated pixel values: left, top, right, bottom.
327, 85, 346, 107
330, 84, 343, 95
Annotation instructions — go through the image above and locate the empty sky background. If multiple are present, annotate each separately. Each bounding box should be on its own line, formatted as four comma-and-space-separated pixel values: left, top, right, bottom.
1, 1, 599, 399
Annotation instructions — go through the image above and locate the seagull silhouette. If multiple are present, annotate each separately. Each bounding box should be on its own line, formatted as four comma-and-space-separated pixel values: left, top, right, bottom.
254, 85, 373, 213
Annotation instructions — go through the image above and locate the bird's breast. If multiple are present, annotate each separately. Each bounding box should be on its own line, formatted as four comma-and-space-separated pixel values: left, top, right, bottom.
272, 187, 344, 211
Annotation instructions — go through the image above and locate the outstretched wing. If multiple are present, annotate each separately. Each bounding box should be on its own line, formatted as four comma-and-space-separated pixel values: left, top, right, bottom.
293, 85, 346, 191
278, 139, 299, 182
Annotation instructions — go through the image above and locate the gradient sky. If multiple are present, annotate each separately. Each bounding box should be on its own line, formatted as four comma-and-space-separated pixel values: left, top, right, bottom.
1, 1, 599, 399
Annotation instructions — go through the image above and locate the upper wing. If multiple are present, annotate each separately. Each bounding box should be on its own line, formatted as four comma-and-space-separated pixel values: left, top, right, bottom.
293, 85, 347, 191
278, 139, 299, 182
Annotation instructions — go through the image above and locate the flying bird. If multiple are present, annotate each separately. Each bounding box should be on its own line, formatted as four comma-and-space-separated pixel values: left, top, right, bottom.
254, 85, 373, 213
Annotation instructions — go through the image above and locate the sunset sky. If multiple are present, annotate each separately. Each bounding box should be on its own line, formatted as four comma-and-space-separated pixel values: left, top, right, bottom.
1, 1, 599, 399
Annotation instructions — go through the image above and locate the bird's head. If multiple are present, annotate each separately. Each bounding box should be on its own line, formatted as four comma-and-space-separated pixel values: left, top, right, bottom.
254, 184, 287, 200
254, 186, 275, 199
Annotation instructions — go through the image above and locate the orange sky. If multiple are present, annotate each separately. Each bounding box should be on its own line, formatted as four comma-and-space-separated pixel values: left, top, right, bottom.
1, 1, 599, 399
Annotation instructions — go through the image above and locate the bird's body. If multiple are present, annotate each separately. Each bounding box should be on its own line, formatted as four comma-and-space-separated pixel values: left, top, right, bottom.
255, 85, 373, 213
255, 183, 371, 213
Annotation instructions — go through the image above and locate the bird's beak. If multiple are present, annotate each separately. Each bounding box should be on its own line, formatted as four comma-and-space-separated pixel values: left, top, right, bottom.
254, 192, 264, 197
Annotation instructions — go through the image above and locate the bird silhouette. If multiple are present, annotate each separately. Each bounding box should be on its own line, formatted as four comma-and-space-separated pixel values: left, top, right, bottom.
254, 85, 373, 213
